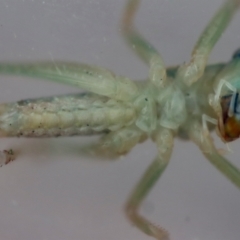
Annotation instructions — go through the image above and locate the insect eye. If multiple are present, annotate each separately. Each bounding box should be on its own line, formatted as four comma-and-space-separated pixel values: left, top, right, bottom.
218, 93, 240, 142
232, 48, 240, 59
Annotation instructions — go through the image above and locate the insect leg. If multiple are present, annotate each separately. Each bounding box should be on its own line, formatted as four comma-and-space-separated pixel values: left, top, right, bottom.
177, 0, 240, 86
121, 0, 166, 88
0, 62, 139, 101
189, 121, 240, 189
125, 127, 173, 240
80, 125, 147, 159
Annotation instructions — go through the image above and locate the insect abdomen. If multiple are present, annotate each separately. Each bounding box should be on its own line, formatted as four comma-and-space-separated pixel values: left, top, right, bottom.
0, 93, 136, 137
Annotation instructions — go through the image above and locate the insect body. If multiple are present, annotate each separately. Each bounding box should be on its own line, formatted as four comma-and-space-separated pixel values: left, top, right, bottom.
0, 0, 240, 239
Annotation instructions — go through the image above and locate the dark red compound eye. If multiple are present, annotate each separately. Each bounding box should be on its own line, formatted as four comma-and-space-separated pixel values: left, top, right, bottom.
218, 93, 240, 142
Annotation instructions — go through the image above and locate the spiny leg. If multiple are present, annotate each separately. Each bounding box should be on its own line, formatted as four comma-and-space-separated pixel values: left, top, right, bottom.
121, 0, 166, 88
80, 126, 147, 159
177, 0, 240, 86
125, 127, 173, 240
189, 121, 240, 189
0, 62, 139, 101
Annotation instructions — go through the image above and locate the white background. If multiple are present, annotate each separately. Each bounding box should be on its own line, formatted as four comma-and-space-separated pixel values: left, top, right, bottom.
0, 0, 240, 240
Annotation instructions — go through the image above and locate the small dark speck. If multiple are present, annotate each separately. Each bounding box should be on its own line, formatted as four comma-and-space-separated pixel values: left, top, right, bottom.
85, 70, 91, 75
87, 124, 89, 126
145, 98, 148, 101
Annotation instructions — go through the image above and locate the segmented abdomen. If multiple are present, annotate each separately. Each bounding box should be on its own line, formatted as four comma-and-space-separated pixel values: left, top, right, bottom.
0, 93, 136, 137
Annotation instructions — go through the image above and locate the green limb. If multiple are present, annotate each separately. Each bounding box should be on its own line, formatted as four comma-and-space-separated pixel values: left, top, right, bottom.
125, 128, 173, 240
189, 121, 240, 189
178, 0, 240, 86
121, 0, 159, 64
121, 0, 166, 88
79, 126, 147, 159
0, 62, 139, 101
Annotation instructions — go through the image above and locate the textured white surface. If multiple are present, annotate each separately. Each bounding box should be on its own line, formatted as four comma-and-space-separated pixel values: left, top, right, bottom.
0, 0, 240, 240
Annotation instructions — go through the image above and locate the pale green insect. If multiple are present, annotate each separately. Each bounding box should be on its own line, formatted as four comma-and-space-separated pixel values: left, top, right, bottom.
0, 0, 240, 239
